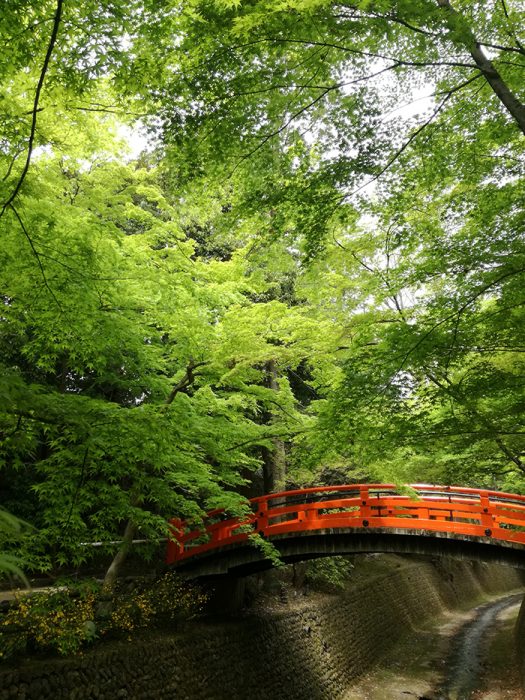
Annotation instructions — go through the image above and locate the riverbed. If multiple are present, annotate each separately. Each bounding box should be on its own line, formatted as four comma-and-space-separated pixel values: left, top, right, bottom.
343, 591, 524, 700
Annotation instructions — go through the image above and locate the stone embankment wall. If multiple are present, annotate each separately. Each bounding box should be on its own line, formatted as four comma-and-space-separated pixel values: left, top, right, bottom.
514, 588, 525, 689
1, 556, 524, 700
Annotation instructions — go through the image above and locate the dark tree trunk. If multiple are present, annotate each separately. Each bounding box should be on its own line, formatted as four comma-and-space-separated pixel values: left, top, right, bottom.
437, 0, 525, 135
101, 519, 136, 593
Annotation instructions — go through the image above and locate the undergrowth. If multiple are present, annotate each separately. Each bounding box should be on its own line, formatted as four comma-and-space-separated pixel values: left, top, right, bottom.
0, 572, 207, 661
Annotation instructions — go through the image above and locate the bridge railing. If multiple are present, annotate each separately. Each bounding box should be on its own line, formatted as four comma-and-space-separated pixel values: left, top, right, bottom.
166, 484, 525, 565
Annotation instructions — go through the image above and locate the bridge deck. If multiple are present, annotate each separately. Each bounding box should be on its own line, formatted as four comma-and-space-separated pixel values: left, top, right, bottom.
166, 484, 525, 572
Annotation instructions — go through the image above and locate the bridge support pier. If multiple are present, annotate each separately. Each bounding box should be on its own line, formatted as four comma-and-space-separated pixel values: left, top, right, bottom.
203, 575, 246, 615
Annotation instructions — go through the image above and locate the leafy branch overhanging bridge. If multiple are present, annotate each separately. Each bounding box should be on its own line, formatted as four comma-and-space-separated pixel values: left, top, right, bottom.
166, 485, 525, 577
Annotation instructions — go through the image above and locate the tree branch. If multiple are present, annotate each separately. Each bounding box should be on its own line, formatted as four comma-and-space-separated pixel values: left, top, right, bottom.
344, 78, 474, 200
437, 0, 525, 134
230, 87, 334, 174
423, 369, 524, 471
226, 428, 310, 452
263, 37, 476, 69
499, 0, 525, 54
165, 360, 209, 406
0, 0, 63, 219
393, 266, 525, 376
8, 204, 61, 309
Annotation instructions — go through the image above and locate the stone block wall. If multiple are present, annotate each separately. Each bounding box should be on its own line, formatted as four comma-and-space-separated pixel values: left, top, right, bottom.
1, 556, 523, 700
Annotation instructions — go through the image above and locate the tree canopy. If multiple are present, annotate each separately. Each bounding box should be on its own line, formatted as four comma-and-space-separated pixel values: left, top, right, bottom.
0, 0, 524, 577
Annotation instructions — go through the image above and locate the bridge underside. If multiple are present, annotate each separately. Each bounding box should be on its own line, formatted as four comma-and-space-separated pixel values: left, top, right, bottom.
172, 528, 525, 579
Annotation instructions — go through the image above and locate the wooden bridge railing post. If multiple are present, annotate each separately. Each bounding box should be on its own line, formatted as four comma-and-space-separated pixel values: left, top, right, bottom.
256, 499, 269, 535
304, 502, 318, 525
360, 486, 371, 526
480, 491, 494, 533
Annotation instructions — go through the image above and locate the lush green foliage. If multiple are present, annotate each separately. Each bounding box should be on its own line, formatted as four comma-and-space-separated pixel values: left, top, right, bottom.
305, 556, 355, 591
163, 0, 525, 488
0, 121, 313, 570
0, 0, 524, 582
0, 508, 30, 582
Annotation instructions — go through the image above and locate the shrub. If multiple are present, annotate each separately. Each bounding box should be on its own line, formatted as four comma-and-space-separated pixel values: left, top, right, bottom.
0, 573, 208, 660
305, 556, 354, 590
0, 586, 97, 659
107, 572, 208, 636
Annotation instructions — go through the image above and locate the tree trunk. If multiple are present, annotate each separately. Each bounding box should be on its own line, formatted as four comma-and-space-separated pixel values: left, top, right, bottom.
99, 360, 206, 595
261, 360, 287, 494
262, 438, 286, 494
101, 519, 136, 593
437, 0, 525, 135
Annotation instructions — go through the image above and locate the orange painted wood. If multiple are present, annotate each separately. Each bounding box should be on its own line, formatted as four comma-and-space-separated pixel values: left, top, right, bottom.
166, 484, 525, 564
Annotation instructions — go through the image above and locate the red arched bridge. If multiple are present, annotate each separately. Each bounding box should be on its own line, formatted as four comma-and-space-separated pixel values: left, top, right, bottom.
166, 484, 525, 577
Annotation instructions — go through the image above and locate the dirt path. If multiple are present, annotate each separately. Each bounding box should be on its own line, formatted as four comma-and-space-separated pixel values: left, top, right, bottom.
343, 592, 524, 700
470, 598, 524, 700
